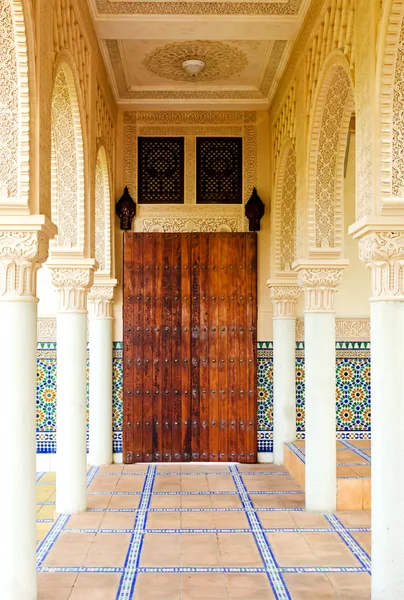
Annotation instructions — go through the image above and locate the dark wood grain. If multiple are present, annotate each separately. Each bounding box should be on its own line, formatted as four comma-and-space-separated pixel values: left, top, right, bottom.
123, 232, 257, 463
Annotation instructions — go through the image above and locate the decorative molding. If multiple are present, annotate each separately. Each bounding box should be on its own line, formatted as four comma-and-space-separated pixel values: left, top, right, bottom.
358, 231, 404, 300
268, 284, 300, 318
273, 143, 296, 273
95, 0, 304, 16
95, 147, 112, 276
0, 0, 31, 214
296, 266, 346, 313
296, 318, 371, 340
123, 111, 257, 232
144, 41, 248, 83
307, 61, 354, 252
88, 285, 115, 318
49, 266, 95, 313
272, 84, 296, 175
51, 65, 85, 251
37, 317, 57, 341
0, 231, 49, 299
139, 217, 239, 233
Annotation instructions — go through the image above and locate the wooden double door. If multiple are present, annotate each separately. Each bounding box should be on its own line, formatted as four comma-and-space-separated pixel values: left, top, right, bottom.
123, 232, 257, 463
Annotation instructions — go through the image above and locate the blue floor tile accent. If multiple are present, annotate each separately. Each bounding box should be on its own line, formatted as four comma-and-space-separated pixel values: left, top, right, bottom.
326, 514, 371, 573
116, 465, 156, 600
230, 465, 292, 600
340, 440, 371, 463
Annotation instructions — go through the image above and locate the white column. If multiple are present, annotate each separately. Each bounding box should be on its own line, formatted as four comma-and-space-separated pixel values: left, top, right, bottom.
296, 265, 346, 512
268, 284, 300, 464
49, 263, 94, 514
88, 285, 115, 466
0, 225, 53, 600
357, 231, 404, 599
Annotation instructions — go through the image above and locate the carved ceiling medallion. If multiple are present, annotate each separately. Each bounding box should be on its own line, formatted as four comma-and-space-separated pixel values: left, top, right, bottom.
143, 41, 248, 82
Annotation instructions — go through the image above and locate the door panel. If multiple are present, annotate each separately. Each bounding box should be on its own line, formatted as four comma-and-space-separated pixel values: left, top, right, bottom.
123, 232, 257, 463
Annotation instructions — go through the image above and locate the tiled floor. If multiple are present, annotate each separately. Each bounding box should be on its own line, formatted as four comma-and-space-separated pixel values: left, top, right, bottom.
36, 463, 371, 599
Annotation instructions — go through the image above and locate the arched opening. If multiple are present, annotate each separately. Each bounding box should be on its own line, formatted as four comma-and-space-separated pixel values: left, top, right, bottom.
94, 146, 112, 275
50, 62, 85, 250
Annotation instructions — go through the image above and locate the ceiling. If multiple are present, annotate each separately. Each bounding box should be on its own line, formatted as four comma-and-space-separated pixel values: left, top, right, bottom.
89, 0, 311, 110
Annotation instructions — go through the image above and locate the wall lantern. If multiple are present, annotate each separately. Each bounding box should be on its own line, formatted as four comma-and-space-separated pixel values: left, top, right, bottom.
245, 187, 265, 232
116, 186, 136, 231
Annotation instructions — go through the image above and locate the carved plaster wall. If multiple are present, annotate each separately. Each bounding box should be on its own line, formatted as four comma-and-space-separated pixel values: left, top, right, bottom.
95, 0, 305, 16
0, 0, 31, 212
306, 63, 354, 253
95, 147, 112, 274
51, 65, 85, 250
123, 111, 257, 232
276, 145, 296, 272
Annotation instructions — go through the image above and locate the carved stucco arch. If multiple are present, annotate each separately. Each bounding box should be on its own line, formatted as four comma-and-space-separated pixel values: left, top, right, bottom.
0, 0, 35, 214
272, 139, 297, 275
306, 52, 355, 254
377, 0, 404, 204
94, 145, 112, 276
50, 55, 86, 251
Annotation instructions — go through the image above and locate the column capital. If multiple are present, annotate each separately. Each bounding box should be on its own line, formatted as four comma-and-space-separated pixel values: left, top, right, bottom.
267, 281, 300, 318
0, 217, 56, 300
358, 231, 404, 301
48, 258, 96, 313
293, 260, 348, 313
88, 279, 118, 319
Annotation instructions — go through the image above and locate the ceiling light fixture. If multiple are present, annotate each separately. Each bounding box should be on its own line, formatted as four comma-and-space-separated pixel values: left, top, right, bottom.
182, 59, 206, 76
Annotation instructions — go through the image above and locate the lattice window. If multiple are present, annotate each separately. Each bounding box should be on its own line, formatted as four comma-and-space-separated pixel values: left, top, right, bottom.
196, 137, 242, 204
138, 137, 184, 204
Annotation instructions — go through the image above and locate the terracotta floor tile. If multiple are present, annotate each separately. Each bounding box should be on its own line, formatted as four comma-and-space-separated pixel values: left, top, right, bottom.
181, 476, 209, 492
251, 495, 285, 509
74, 573, 122, 588
290, 511, 333, 529
225, 573, 276, 600
123, 464, 148, 473
181, 533, 221, 567
180, 495, 212, 508
181, 511, 216, 529
283, 573, 335, 599
243, 476, 273, 491
213, 511, 249, 529
207, 475, 236, 492
115, 478, 145, 492
336, 510, 371, 528
66, 512, 104, 530
43, 539, 92, 567
218, 533, 263, 567
327, 572, 371, 592
181, 573, 227, 599
133, 573, 182, 600
88, 494, 111, 509
257, 511, 296, 528
37, 572, 77, 588
210, 494, 242, 509
108, 494, 140, 509
153, 476, 181, 492
88, 475, 119, 492
140, 533, 181, 567
69, 589, 117, 600
147, 511, 181, 529
99, 512, 136, 529
150, 494, 181, 508
98, 464, 123, 474
37, 587, 73, 600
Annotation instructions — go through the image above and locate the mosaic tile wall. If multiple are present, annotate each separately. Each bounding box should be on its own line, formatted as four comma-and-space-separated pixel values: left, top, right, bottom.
36, 341, 371, 455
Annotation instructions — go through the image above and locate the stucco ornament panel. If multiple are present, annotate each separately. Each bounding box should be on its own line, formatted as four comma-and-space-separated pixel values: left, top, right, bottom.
144, 41, 248, 82
314, 67, 352, 249
95, 149, 112, 275
269, 285, 300, 318
392, 18, 404, 196
50, 267, 94, 313
95, 0, 303, 16
359, 231, 404, 300
280, 148, 296, 271
295, 318, 370, 340
51, 68, 82, 249
138, 217, 239, 233
0, 232, 49, 298
0, 0, 18, 204
298, 268, 344, 313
